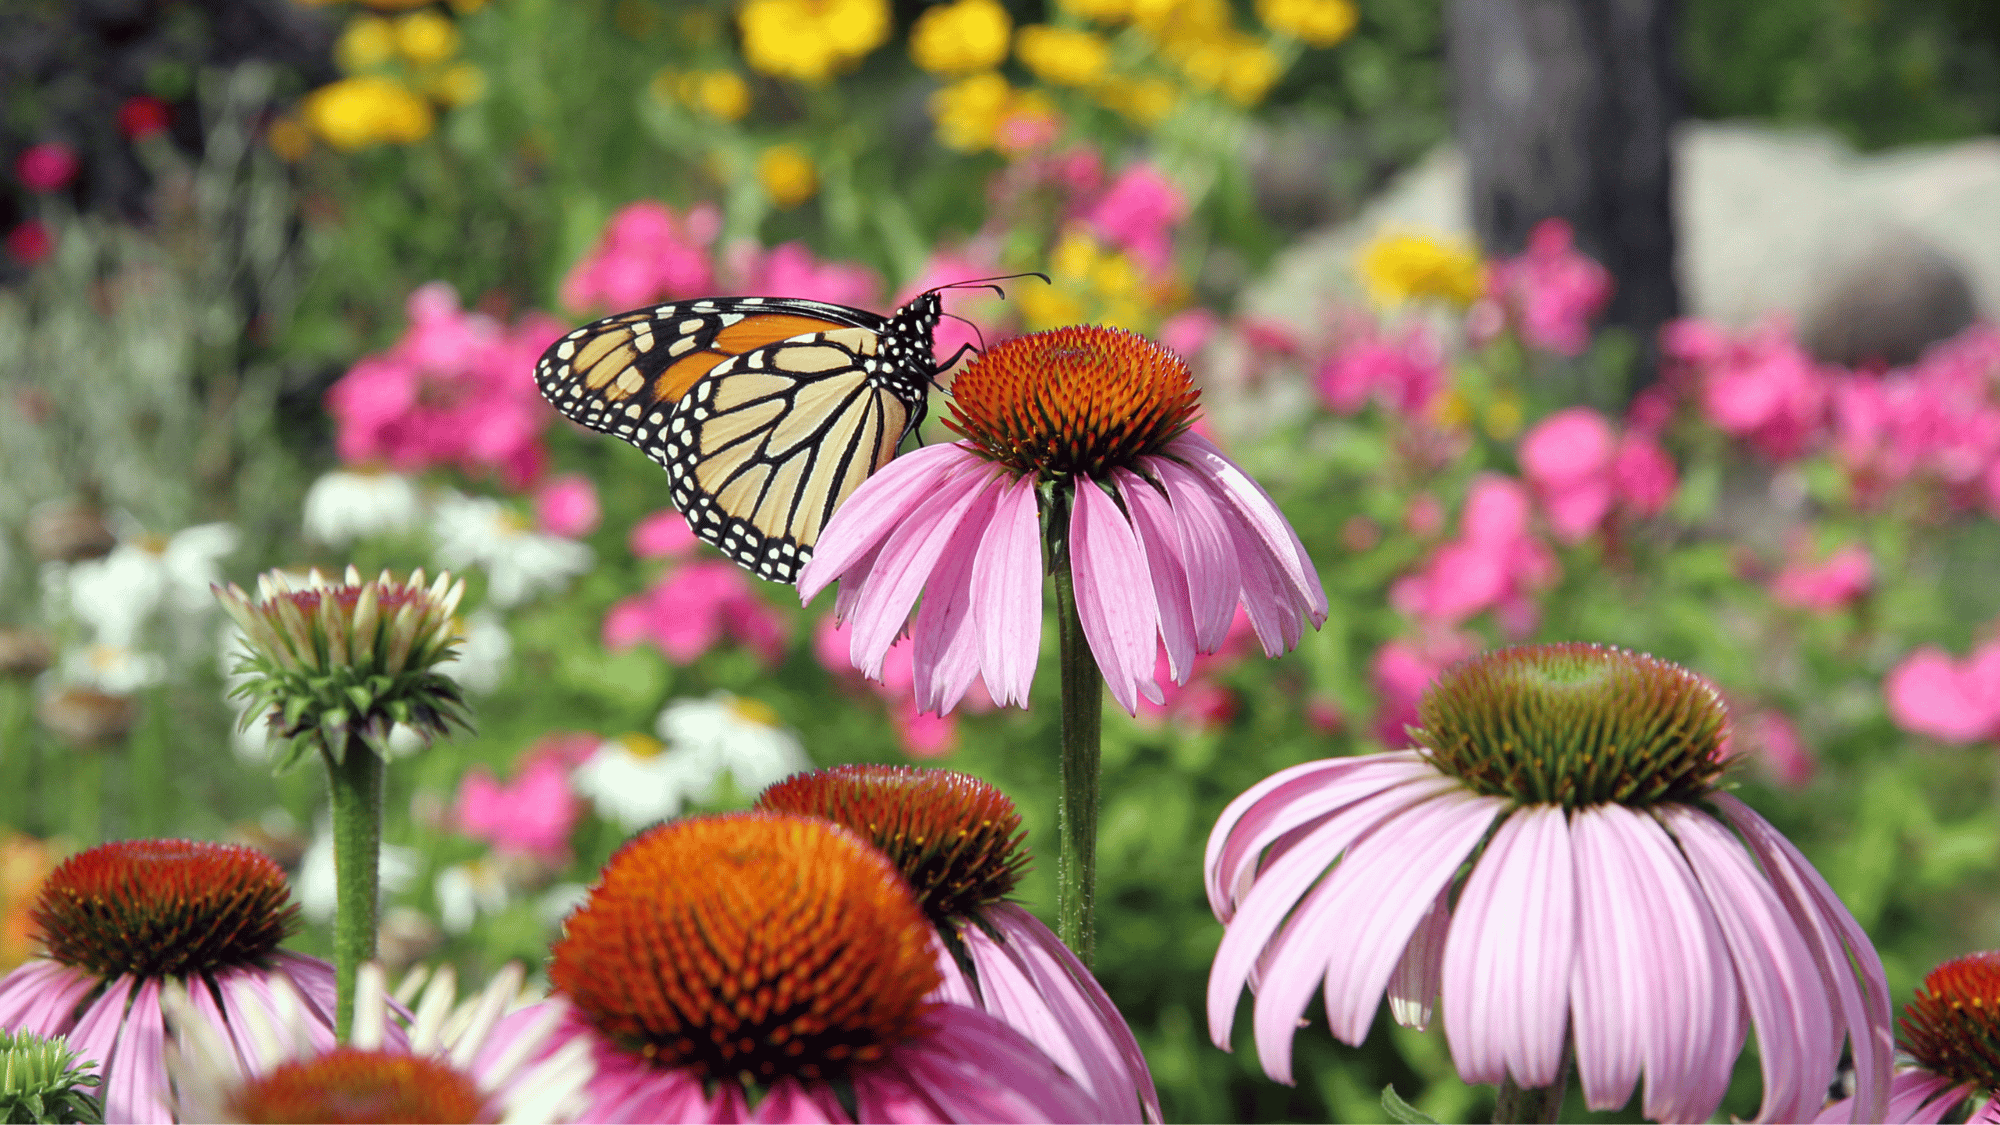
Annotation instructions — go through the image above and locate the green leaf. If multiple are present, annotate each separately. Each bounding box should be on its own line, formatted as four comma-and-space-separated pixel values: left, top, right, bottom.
1382, 1084, 1438, 1125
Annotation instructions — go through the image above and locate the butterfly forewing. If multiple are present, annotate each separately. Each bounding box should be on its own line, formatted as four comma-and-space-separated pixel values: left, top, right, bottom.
532, 294, 943, 583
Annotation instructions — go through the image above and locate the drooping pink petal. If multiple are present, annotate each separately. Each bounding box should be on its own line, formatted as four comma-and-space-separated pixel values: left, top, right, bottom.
0, 960, 95, 1031
845, 461, 998, 681
797, 442, 972, 604
65, 974, 138, 1121
1386, 888, 1450, 1030
1070, 480, 1164, 715
1150, 457, 1243, 651
1666, 805, 1836, 1124
1440, 805, 1575, 1089
1172, 432, 1328, 625
1815, 1070, 1964, 1125
107, 977, 171, 1124
1116, 469, 1196, 683
1711, 793, 1893, 1125
969, 474, 1045, 709
912, 474, 1006, 714
877, 1005, 1100, 1122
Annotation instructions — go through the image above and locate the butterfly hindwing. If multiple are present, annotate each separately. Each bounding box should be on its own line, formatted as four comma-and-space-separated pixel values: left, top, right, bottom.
534, 294, 943, 584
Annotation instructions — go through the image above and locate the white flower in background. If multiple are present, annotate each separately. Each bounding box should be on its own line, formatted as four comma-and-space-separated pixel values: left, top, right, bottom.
434, 859, 511, 934
570, 733, 694, 831
301, 468, 423, 546
431, 491, 591, 609
535, 882, 590, 929
298, 819, 419, 922
60, 522, 238, 646
441, 609, 512, 694
657, 692, 810, 800
58, 641, 165, 695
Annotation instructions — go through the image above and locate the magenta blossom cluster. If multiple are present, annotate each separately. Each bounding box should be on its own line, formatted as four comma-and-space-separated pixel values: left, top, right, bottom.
1769, 543, 1874, 611
1134, 609, 1260, 731
1478, 217, 1613, 356
1367, 628, 1482, 746
1886, 638, 2000, 745
604, 559, 790, 668
1082, 163, 1186, 273
1517, 407, 1678, 544
1391, 475, 1556, 631
560, 201, 721, 312
813, 616, 997, 759
453, 738, 589, 865
1316, 320, 1448, 419
325, 283, 566, 489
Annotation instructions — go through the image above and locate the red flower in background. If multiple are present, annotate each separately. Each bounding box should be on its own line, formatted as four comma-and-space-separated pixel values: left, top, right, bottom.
5, 220, 52, 266
117, 97, 171, 140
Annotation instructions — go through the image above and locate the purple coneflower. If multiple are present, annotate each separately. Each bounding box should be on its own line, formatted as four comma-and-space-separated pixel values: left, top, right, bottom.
1818, 951, 2000, 1123
486, 812, 1101, 1122
0, 839, 357, 1123
1205, 643, 1894, 1123
757, 765, 1161, 1122
165, 961, 591, 1123
797, 324, 1325, 717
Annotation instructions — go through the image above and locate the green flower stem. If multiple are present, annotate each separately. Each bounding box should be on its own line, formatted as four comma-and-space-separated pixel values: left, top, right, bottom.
1051, 563, 1103, 968
128, 687, 171, 837
1493, 1054, 1570, 1124
325, 737, 384, 1042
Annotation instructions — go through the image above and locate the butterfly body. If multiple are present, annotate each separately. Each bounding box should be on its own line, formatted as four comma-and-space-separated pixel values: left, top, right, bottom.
535, 292, 946, 583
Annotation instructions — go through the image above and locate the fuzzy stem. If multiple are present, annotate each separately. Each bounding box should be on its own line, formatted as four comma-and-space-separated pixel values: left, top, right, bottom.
1051, 562, 1103, 968
324, 736, 384, 1042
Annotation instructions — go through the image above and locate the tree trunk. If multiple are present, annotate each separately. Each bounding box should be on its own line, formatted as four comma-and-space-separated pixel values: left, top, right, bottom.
1448, 0, 1682, 399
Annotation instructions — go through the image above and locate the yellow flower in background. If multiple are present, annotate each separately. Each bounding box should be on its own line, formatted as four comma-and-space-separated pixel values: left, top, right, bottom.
929, 71, 1012, 151
1173, 33, 1279, 105
739, 0, 890, 83
335, 15, 397, 73
1430, 388, 1472, 431
394, 10, 460, 66
1357, 230, 1487, 307
429, 62, 486, 106
267, 117, 314, 161
909, 0, 1012, 76
693, 71, 753, 120
1029, 229, 1163, 330
758, 144, 819, 207
1219, 41, 1280, 105
1134, 0, 1231, 43
1095, 76, 1178, 124
1058, 0, 1133, 22
1018, 285, 1087, 330
1255, 0, 1357, 47
304, 75, 435, 150
1014, 25, 1112, 88
1483, 391, 1524, 441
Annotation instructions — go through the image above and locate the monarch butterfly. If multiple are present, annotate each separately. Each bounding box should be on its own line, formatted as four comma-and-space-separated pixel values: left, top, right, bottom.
533, 277, 1036, 584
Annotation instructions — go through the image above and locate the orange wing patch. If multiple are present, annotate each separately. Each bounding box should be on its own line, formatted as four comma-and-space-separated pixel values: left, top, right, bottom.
714, 314, 850, 352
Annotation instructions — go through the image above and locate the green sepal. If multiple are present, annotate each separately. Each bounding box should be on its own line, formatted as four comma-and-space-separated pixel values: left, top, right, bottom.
1381, 1084, 1436, 1125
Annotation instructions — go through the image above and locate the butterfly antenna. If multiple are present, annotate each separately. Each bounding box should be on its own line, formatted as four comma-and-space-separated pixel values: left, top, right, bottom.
932, 271, 1053, 301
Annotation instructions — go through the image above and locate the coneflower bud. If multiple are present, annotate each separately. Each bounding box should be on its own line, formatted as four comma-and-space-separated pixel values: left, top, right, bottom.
216, 566, 469, 769
0, 1029, 102, 1125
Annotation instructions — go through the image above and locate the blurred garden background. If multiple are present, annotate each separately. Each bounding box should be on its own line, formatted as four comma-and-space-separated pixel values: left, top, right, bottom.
7, 0, 2000, 1120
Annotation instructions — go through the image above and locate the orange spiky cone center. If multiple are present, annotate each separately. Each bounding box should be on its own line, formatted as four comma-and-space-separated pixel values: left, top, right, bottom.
224, 1048, 488, 1124
1901, 951, 2000, 1094
549, 813, 941, 1086
1413, 643, 1732, 808
756, 765, 1029, 925
946, 325, 1201, 478
31, 839, 298, 979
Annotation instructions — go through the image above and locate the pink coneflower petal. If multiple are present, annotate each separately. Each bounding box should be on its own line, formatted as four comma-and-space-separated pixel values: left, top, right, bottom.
1441, 805, 1574, 1088
67, 974, 153, 1123
1813, 1070, 1964, 1125
1172, 432, 1328, 625
1386, 888, 1450, 1029
0, 959, 96, 1028
847, 461, 999, 680
751, 1077, 848, 1122
1114, 469, 1196, 682
1205, 753, 1437, 918
1712, 793, 1894, 1124
798, 442, 968, 603
1071, 480, 1164, 714
107, 977, 170, 1124
1667, 804, 1837, 1123
969, 903, 1161, 1123
862, 1006, 1097, 1124
970, 474, 1044, 708
912, 476, 1006, 714
1149, 457, 1241, 651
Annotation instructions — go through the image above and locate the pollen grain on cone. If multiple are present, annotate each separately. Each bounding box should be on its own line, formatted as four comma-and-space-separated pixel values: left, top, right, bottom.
31, 839, 299, 980
945, 324, 1201, 478
549, 812, 941, 1085
756, 765, 1030, 924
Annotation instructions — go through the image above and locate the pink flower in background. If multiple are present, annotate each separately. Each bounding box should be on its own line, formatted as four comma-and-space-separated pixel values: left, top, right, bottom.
325, 283, 565, 489
1771, 545, 1873, 611
1486, 218, 1612, 356
1885, 642, 2000, 745
1611, 432, 1678, 515
729, 240, 881, 308
1667, 317, 1833, 461
1519, 408, 1617, 543
1137, 609, 1259, 730
1829, 326, 2000, 507
629, 508, 699, 559
1159, 308, 1219, 360
1083, 163, 1185, 272
560, 201, 719, 311
889, 701, 959, 758
1404, 494, 1445, 537
5, 220, 51, 265
1391, 476, 1555, 626
1625, 384, 1676, 437
603, 560, 789, 667
814, 616, 992, 758
1315, 323, 1447, 417
16, 142, 78, 193
454, 754, 582, 863
533, 474, 600, 538
1368, 629, 1480, 746
1731, 709, 1816, 789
